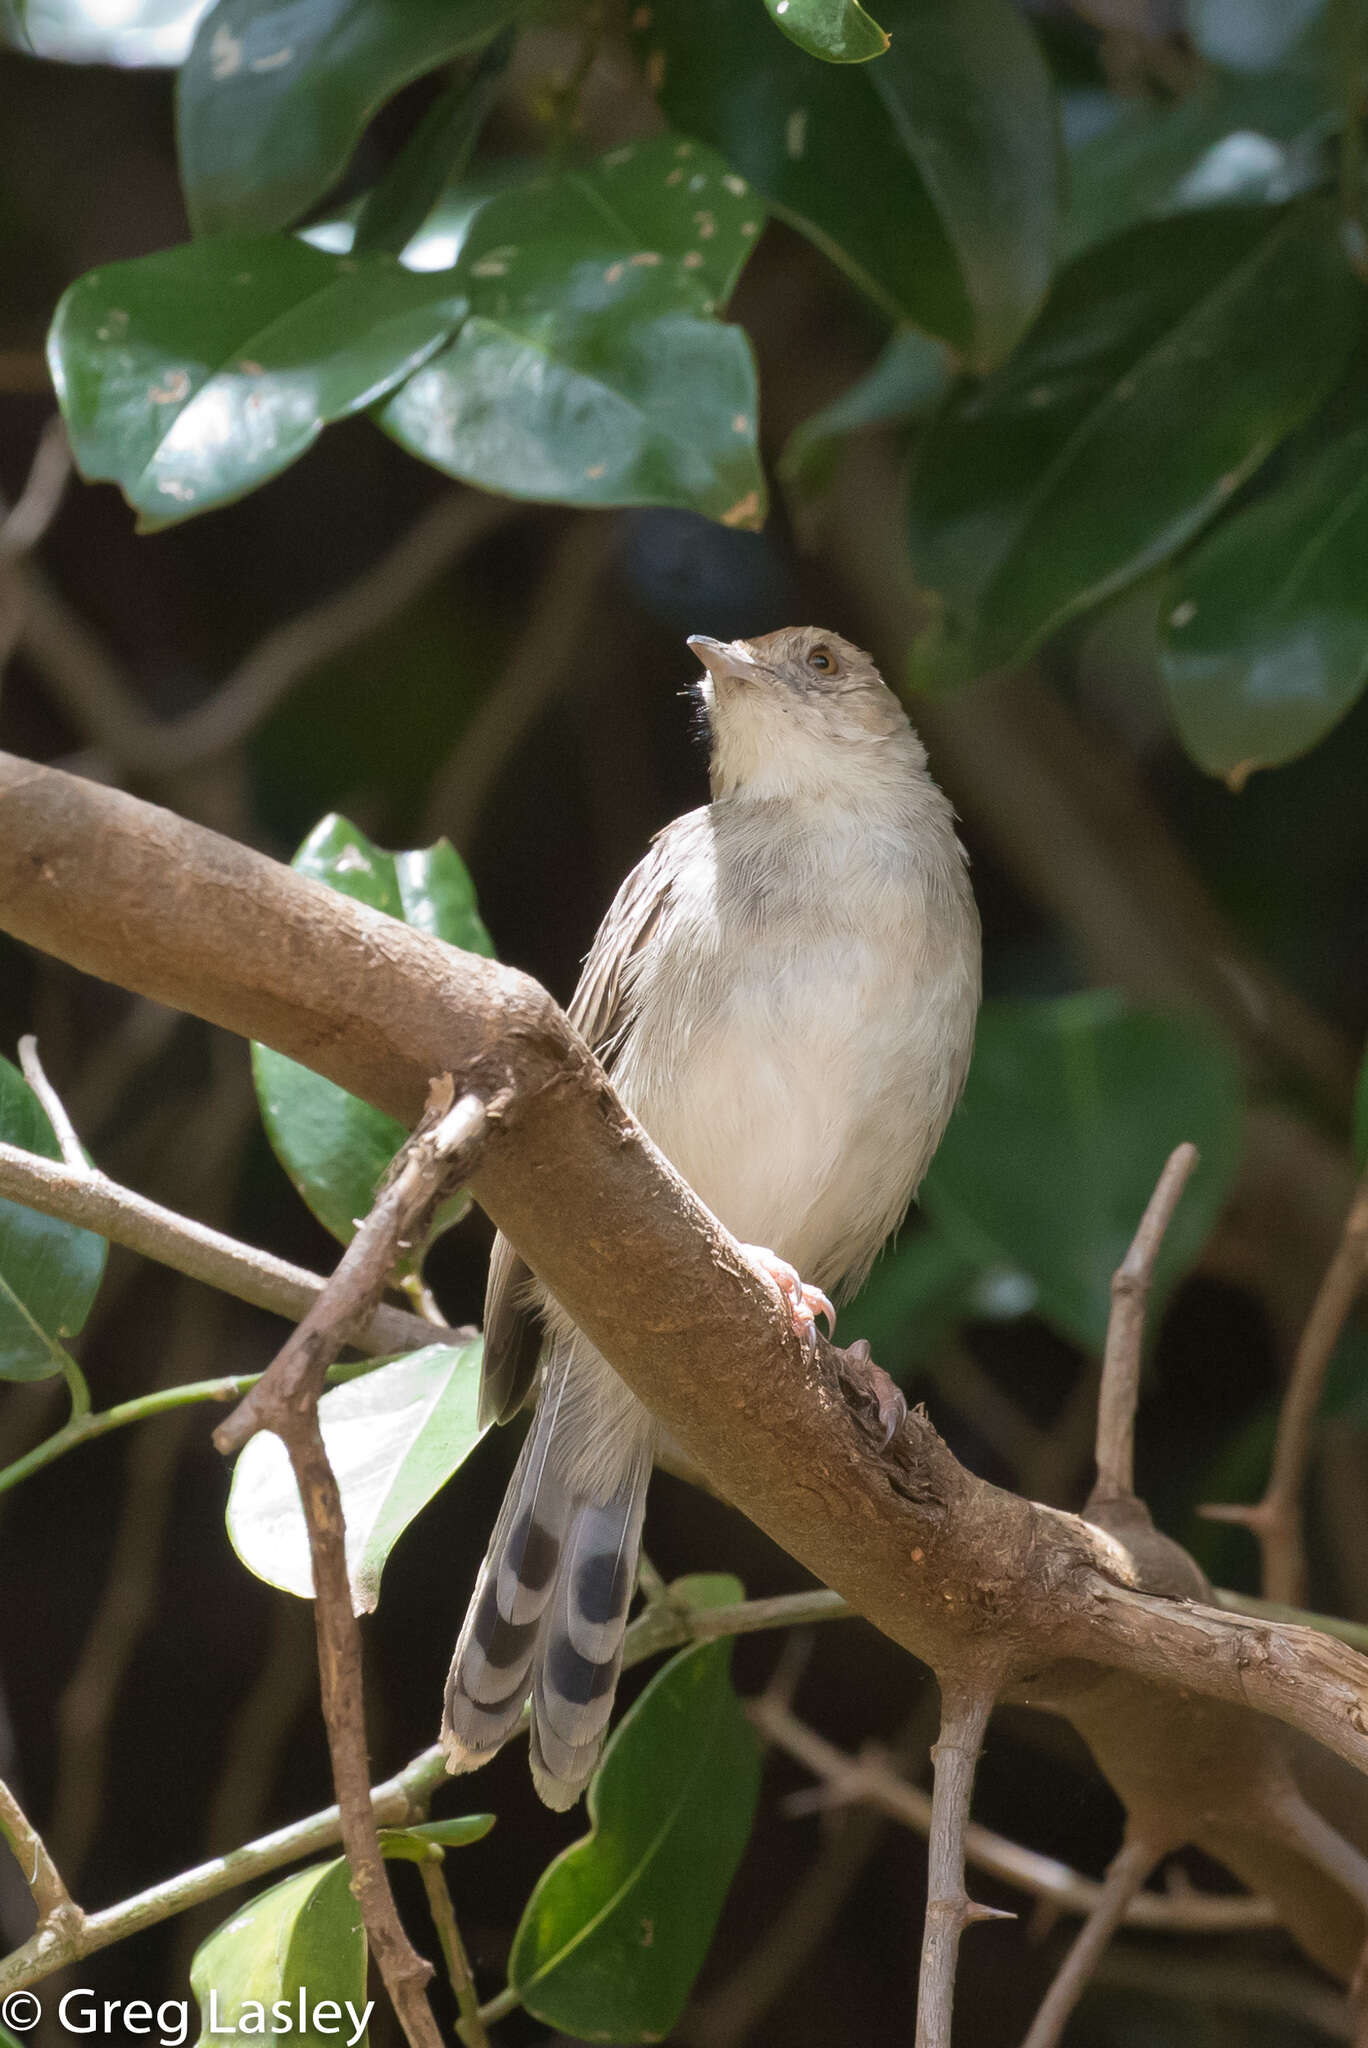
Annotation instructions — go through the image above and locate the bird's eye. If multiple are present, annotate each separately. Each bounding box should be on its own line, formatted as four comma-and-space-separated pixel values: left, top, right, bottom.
807, 645, 835, 674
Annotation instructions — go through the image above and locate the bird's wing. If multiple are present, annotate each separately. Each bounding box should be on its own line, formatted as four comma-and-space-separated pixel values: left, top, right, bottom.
478, 812, 704, 1428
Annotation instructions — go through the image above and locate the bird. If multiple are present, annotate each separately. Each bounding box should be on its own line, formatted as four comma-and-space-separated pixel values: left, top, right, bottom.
442, 625, 981, 1809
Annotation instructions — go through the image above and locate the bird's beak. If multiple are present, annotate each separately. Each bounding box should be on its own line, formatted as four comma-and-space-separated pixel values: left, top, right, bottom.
687, 634, 760, 685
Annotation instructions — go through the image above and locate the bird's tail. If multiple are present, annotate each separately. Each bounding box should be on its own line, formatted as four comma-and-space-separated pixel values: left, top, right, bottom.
443, 1356, 652, 1810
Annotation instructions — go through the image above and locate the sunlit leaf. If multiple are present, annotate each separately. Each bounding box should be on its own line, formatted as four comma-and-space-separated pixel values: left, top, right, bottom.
252, 814, 492, 1247
762, 0, 888, 64
908, 201, 1364, 684
1, 0, 210, 65
921, 995, 1245, 1353
191, 1858, 368, 2046
1160, 421, 1368, 782
636, 0, 1058, 367
0, 1055, 106, 1383
509, 1638, 760, 2042
177, 0, 527, 237
49, 237, 467, 530
227, 1342, 485, 1613
383, 137, 766, 526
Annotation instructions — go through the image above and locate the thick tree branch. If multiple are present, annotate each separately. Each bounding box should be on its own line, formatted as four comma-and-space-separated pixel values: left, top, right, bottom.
4, 750, 1368, 1976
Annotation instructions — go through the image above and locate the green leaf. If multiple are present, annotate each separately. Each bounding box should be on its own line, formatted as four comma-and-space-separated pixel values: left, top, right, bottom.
780, 326, 950, 492
382, 137, 767, 526
908, 201, 1364, 685
2, 0, 210, 64
351, 32, 513, 258
191, 1857, 368, 2046
252, 814, 493, 1246
0, 1055, 107, 1383
378, 1813, 495, 1860
177, 0, 526, 238
636, 0, 1059, 368
669, 1571, 744, 1612
510, 1639, 760, 2043
1061, 66, 1333, 261
1355, 1046, 1368, 1170
844, 1226, 984, 1379
1159, 421, 1368, 783
763, 0, 889, 64
49, 236, 467, 530
227, 1342, 486, 1613
921, 995, 1245, 1354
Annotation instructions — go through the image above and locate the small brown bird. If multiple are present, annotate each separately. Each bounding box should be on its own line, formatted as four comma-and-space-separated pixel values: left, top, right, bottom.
443, 626, 981, 1807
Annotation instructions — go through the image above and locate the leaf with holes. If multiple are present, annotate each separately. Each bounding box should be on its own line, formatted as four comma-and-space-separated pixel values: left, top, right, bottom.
382, 137, 767, 526
635, 0, 1058, 368
177, 0, 527, 236
227, 1342, 485, 1613
0, 1055, 106, 1383
252, 813, 493, 1247
921, 995, 1245, 1353
191, 1857, 367, 2042
509, 1637, 760, 2042
49, 236, 467, 529
1160, 421, 1368, 782
763, 0, 888, 64
907, 201, 1364, 686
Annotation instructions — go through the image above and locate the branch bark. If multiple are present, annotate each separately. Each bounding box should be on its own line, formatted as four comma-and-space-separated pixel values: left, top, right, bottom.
4, 749, 1368, 1978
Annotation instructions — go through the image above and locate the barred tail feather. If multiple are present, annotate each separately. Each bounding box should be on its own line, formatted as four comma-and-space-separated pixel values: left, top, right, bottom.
443, 1366, 652, 1809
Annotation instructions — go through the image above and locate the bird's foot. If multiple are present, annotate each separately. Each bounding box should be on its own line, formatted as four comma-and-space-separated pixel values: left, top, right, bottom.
741, 1245, 835, 1358
838, 1338, 907, 1448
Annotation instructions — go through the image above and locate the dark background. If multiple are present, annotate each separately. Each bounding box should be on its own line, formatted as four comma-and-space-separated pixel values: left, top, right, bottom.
3, 16, 1368, 2046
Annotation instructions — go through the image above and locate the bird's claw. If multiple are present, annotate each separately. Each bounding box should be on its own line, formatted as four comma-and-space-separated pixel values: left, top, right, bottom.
742, 1245, 835, 1355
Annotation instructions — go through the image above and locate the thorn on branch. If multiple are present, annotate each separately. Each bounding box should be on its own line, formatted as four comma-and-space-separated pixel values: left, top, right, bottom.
916, 1678, 1003, 2048
1090, 1143, 1199, 1512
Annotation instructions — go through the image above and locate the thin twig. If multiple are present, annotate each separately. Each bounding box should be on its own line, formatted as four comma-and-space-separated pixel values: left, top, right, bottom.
418, 1858, 489, 2048
16, 1035, 85, 1169
210, 1082, 493, 2048
747, 1697, 1275, 1934
916, 1680, 1009, 2048
1020, 1834, 1168, 2048
0, 419, 71, 565
0, 1775, 78, 1936
1202, 1169, 1368, 1603
0, 1141, 444, 1360
1091, 1143, 1199, 1508
16, 491, 517, 777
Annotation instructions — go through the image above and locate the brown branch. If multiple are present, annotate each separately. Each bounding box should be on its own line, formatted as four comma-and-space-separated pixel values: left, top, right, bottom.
212, 1082, 492, 2048
916, 1682, 1010, 2048
748, 1697, 1274, 1932
0, 1142, 440, 1358
7, 750, 1368, 1980
1091, 1143, 1199, 1509
14, 491, 516, 777
1203, 1170, 1368, 1604
1020, 1835, 1168, 2048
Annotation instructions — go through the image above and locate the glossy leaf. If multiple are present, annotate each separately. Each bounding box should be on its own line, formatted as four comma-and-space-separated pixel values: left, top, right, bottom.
1187, 0, 1326, 73
509, 1638, 761, 2042
1062, 66, 1333, 260
636, 0, 1058, 367
763, 0, 888, 64
780, 326, 950, 491
378, 1814, 495, 1860
908, 202, 1364, 685
227, 1342, 486, 1613
49, 236, 467, 530
2, 0, 210, 64
252, 814, 493, 1247
383, 138, 766, 526
0, 1055, 107, 1383
921, 995, 1244, 1353
351, 33, 513, 257
177, 0, 526, 237
191, 1857, 368, 2045
1160, 422, 1368, 782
